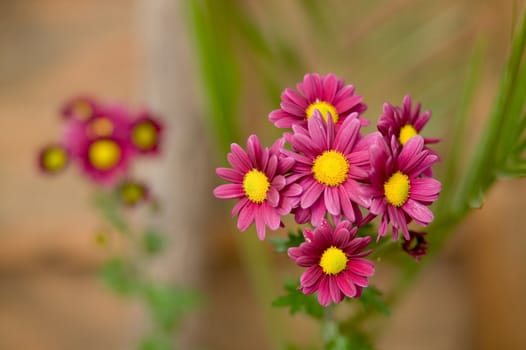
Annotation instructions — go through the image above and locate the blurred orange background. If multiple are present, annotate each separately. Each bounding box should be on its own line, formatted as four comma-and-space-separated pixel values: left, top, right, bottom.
1, 0, 525, 349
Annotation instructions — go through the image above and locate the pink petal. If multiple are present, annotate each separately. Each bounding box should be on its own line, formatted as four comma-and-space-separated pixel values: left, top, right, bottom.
216, 167, 243, 182
317, 277, 332, 307
237, 205, 255, 231
301, 180, 324, 209
348, 258, 375, 276
329, 277, 344, 303
300, 265, 323, 287
402, 199, 434, 225
324, 187, 341, 216
335, 273, 357, 297
213, 184, 245, 199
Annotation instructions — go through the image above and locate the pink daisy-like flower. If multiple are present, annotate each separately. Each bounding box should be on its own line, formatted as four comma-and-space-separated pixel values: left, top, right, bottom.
377, 95, 439, 148
364, 135, 441, 241
284, 112, 374, 226
76, 135, 133, 186
213, 135, 302, 240
269, 73, 367, 129
402, 231, 428, 262
38, 143, 69, 174
288, 220, 374, 306
129, 113, 163, 155
61, 96, 99, 121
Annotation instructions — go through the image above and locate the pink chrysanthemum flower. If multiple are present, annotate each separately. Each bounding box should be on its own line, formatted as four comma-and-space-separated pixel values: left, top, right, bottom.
364, 135, 441, 241
76, 136, 133, 186
269, 73, 367, 129
213, 135, 302, 240
63, 105, 133, 157
284, 113, 373, 226
38, 143, 69, 174
61, 96, 99, 121
288, 220, 374, 306
377, 95, 439, 148
402, 231, 428, 262
129, 113, 163, 155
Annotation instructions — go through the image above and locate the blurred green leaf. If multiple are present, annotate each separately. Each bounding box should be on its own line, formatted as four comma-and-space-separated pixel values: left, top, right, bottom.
144, 283, 200, 331
269, 229, 305, 253
142, 229, 165, 255
139, 333, 172, 350
357, 286, 390, 316
272, 281, 324, 319
92, 191, 130, 235
99, 258, 137, 295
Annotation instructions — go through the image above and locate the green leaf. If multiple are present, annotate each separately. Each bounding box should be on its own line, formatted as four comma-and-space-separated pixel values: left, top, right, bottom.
99, 258, 137, 295
142, 229, 165, 255
357, 286, 390, 316
139, 333, 172, 350
324, 321, 374, 350
269, 229, 305, 253
272, 281, 324, 319
144, 283, 200, 331
92, 191, 130, 235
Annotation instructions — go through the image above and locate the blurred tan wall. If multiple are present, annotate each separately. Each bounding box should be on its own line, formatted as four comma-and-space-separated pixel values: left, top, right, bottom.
0, 1, 525, 349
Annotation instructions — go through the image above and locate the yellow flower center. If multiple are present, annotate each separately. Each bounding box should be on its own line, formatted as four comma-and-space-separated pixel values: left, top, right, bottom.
399, 124, 418, 145
312, 150, 349, 187
120, 183, 145, 204
88, 117, 114, 137
305, 100, 339, 123
243, 169, 270, 203
319, 246, 348, 275
42, 146, 68, 171
73, 101, 93, 120
384, 171, 411, 207
132, 122, 158, 150
88, 139, 121, 170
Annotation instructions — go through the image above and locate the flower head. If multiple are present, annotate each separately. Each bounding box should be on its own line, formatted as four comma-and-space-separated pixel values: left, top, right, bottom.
288, 220, 374, 306
269, 73, 368, 129
61, 96, 99, 121
63, 104, 133, 157
402, 231, 428, 262
76, 136, 132, 186
284, 113, 374, 226
214, 135, 302, 240
377, 95, 439, 148
38, 143, 69, 174
364, 135, 441, 240
116, 179, 150, 207
130, 113, 163, 154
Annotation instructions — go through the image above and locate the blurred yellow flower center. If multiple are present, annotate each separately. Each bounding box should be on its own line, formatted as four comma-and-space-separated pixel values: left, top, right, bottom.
306, 100, 339, 123
312, 150, 349, 187
399, 124, 418, 145
43, 146, 68, 171
384, 171, 410, 207
73, 101, 93, 120
243, 169, 270, 203
89, 117, 114, 137
120, 183, 145, 204
320, 246, 348, 275
88, 139, 121, 170
132, 122, 158, 150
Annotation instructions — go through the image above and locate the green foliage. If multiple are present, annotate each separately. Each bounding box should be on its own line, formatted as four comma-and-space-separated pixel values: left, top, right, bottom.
323, 320, 374, 350
99, 258, 137, 295
93, 190, 129, 235
357, 286, 390, 316
270, 229, 305, 253
142, 229, 165, 255
139, 333, 172, 350
272, 281, 324, 319
144, 283, 200, 332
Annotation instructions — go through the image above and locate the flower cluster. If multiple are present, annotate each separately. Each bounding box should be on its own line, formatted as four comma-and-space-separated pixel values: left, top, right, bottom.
214, 73, 441, 306
38, 96, 163, 205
